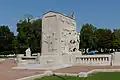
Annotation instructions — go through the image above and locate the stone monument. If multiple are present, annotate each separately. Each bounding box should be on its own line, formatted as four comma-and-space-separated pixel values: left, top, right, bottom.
14, 11, 120, 70
39, 11, 80, 67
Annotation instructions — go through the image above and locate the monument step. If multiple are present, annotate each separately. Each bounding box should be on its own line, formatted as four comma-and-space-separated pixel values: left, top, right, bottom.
12, 63, 72, 70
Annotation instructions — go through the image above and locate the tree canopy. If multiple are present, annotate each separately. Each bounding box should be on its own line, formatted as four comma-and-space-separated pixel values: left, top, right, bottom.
0, 26, 14, 55
79, 23, 120, 54
16, 18, 42, 54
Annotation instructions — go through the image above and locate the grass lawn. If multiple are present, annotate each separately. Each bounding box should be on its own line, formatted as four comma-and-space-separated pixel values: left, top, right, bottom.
34, 72, 120, 80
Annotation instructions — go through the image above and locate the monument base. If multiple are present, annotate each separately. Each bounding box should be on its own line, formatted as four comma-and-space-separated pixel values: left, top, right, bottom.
13, 54, 73, 70
13, 54, 77, 70
12, 63, 72, 70
39, 55, 61, 66
39, 53, 78, 66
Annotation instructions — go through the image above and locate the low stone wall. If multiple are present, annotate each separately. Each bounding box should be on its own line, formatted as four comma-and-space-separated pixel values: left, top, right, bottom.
75, 54, 111, 66
16, 69, 120, 80
17, 54, 38, 66
16, 71, 78, 80
112, 52, 120, 66
87, 69, 120, 74
79, 69, 120, 77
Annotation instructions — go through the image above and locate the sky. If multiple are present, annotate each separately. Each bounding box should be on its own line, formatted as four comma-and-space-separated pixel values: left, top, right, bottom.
0, 0, 120, 35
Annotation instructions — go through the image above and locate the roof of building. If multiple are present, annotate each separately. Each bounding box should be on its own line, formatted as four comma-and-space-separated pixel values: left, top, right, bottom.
43, 11, 75, 21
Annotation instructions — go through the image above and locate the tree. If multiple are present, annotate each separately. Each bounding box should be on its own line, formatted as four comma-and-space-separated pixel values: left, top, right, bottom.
80, 23, 97, 54
112, 29, 120, 51
0, 26, 14, 55
16, 17, 42, 54
12, 36, 19, 55
30, 19, 42, 53
94, 28, 113, 53
17, 19, 30, 54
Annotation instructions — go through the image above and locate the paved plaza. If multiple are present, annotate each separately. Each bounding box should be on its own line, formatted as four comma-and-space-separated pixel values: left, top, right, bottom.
0, 59, 44, 80
1, 59, 120, 80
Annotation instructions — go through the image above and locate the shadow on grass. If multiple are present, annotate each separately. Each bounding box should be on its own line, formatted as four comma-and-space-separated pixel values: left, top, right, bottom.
53, 74, 66, 80
53, 74, 88, 80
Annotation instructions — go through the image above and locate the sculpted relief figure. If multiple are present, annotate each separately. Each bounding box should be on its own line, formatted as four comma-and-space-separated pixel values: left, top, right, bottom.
25, 48, 31, 57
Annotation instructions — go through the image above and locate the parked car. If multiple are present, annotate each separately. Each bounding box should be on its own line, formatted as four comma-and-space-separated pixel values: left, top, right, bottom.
88, 51, 97, 55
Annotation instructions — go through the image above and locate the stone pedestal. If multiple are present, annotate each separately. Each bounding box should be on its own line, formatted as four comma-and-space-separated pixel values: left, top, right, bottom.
112, 52, 120, 66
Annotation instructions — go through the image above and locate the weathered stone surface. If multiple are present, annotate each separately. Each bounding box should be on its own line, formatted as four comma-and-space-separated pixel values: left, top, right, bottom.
41, 11, 79, 56
44, 71, 53, 76
78, 72, 88, 77
25, 48, 31, 57
112, 52, 120, 66
40, 11, 80, 68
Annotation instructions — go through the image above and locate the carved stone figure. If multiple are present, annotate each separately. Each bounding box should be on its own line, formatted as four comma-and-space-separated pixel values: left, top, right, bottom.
25, 48, 31, 57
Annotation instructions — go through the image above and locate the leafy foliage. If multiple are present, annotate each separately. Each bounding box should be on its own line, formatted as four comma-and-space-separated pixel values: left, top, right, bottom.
79, 23, 120, 54
94, 29, 113, 52
80, 24, 97, 54
16, 18, 42, 54
0, 26, 14, 55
